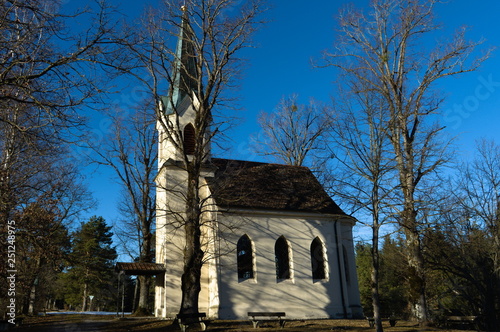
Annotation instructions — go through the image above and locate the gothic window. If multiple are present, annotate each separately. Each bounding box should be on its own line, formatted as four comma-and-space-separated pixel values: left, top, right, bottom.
237, 234, 254, 280
310, 237, 327, 280
183, 123, 195, 155
275, 235, 291, 280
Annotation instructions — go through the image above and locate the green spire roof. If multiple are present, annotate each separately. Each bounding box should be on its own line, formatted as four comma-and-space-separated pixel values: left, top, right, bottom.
163, 7, 197, 115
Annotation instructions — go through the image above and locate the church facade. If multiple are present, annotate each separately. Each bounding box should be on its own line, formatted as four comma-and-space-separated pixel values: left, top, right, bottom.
154, 9, 362, 320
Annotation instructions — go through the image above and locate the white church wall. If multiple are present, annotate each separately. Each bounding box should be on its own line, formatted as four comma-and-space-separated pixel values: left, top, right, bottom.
340, 223, 364, 318
155, 220, 216, 318
155, 166, 187, 318
155, 170, 218, 318
154, 168, 168, 318
156, 116, 180, 163
216, 210, 361, 319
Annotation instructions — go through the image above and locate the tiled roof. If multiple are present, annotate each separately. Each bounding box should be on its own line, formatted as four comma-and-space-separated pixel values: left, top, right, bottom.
115, 262, 166, 275
207, 158, 346, 215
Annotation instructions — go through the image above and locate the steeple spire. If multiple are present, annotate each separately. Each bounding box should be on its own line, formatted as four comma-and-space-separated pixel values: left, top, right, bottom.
162, 6, 197, 115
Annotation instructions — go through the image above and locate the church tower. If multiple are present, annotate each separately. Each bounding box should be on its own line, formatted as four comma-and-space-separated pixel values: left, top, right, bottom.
155, 6, 218, 319
158, 5, 201, 164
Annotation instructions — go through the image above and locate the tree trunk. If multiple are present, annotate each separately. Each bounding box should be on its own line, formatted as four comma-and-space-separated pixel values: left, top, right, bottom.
137, 275, 150, 313
26, 258, 42, 315
179, 169, 203, 314
405, 213, 428, 325
179, 211, 204, 314
27, 280, 36, 315
82, 282, 88, 312
392, 120, 430, 325
136, 222, 153, 313
179, 244, 203, 314
371, 224, 384, 332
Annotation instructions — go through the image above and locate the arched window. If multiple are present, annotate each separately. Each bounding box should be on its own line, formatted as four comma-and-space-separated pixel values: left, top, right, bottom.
183, 123, 195, 155
275, 236, 291, 280
310, 237, 327, 280
237, 234, 254, 279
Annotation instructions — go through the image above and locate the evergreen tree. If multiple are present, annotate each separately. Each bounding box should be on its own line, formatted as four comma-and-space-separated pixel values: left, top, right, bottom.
356, 238, 409, 319
62, 216, 117, 311
355, 243, 375, 316
379, 237, 409, 318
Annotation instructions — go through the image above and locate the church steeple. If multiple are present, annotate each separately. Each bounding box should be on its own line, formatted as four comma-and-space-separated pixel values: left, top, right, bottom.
161, 5, 197, 115
157, 6, 211, 163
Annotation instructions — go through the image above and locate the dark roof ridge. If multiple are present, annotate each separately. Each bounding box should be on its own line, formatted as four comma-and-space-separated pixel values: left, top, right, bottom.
211, 157, 310, 170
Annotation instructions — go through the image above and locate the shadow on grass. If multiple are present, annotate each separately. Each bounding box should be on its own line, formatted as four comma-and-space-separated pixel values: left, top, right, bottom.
14, 316, 477, 332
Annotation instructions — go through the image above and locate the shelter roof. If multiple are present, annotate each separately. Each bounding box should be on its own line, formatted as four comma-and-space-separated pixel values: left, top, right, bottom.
115, 262, 166, 276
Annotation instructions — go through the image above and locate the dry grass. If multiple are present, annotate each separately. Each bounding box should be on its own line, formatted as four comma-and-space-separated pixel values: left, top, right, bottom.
12, 315, 480, 332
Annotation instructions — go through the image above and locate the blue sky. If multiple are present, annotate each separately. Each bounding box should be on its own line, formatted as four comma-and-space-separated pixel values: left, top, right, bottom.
73, 0, 500, 250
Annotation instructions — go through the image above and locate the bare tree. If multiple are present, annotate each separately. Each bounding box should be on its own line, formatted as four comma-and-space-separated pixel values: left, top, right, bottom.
88, 103, 157, 314
329, 87, 395, 332
424, 192, 498, 330
1, 0, 122, 225
1, 0, 120, 317
327, 0, 489, 324
0, 113, 94, 316
455, 139, 500, 329
122, 0, 265, 315
252, 88, 394, 331
0, 0, 119, 135
253, 94, 332, 167
459, 139, 500, 272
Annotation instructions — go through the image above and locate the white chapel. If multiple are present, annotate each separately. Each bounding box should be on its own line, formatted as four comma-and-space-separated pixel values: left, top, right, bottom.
154, 8, 362, 320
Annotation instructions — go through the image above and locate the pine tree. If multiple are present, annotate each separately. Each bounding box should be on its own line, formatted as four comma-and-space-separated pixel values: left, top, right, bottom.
62, 216, 117, 311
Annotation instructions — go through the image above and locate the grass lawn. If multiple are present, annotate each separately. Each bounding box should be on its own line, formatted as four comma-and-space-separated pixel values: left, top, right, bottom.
12, 315, 480, 332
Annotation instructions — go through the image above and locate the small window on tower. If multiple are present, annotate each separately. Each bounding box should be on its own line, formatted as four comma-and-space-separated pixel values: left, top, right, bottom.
183, 123, 195, 155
